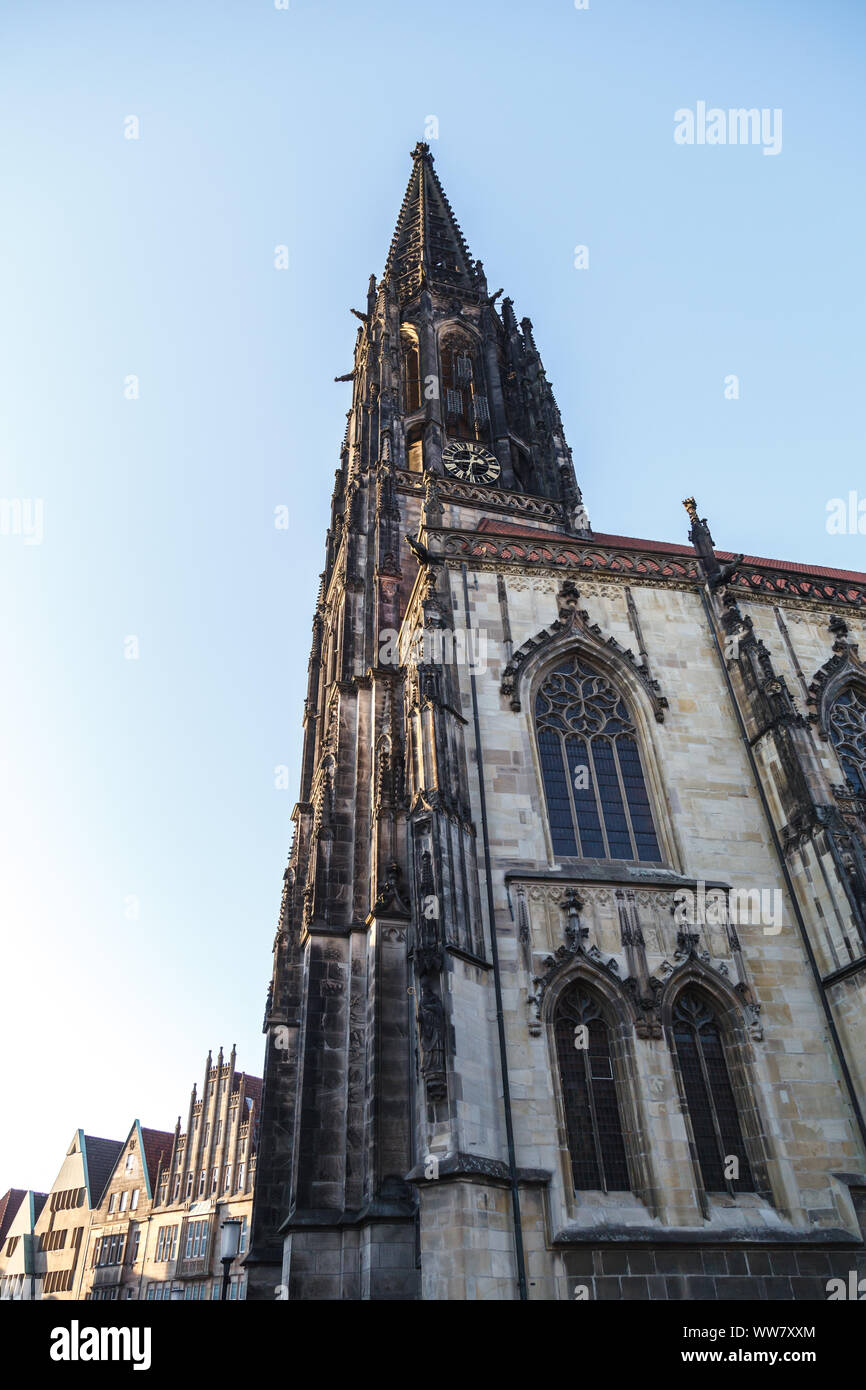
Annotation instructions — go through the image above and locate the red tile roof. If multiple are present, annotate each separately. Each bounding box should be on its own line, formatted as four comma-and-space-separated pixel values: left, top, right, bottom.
233, 1073, 262, 1108
139, 1128, 175, 1193
82, 1135, 124, 1208
475, 518, 866, 585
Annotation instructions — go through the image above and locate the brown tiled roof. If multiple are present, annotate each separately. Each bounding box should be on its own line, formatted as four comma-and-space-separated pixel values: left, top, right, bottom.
231, 1074, 263, 1154
235, 1074, 262, 1108
0, 1189, 26, 1245
139, 1128, 175, 1194
475, 518, 866, 585
82, 1136, 124, 1208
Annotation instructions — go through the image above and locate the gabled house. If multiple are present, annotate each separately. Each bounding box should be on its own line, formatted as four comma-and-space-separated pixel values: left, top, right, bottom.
33, 1130, 122, 1299
0, 1190, 47, 1300
80, 1120, 174, 1301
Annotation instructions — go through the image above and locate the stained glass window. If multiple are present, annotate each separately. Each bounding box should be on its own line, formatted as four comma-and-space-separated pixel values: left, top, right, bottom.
535, 656, 662, 862
672, 991, 754, 1194
828, 686, 866, 796
554, 986, 630, 1191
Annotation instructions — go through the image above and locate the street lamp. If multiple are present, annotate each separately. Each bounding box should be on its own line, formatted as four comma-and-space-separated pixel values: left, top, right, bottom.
219, 1219, 242, 1302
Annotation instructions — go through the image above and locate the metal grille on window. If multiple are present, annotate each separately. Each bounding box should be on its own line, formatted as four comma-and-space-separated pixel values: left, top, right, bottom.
828, 686, 866, 796
445, 387, 463, 417
672, 991, 754, 1193
454, 353, 473, 383
535, 655, 662, 862
471, 393, 489, 425
554, 986, 630, 1191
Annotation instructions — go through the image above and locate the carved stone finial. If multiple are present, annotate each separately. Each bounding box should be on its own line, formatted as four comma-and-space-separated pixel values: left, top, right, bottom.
561, 889, 587, 950
556, 578, 581, 622
421, 473, 444, 529
676, 929, 701, 958
372, 860, 411, 918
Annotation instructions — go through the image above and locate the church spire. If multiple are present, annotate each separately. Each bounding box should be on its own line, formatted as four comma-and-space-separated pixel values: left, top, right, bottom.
383, 142, 481, 305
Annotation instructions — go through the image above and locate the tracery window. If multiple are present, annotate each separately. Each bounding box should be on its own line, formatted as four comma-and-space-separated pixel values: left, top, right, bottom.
554, 986, 630, 1192
535, 655, 662, 862
672, 991, 754, 1194
828, 686, 866, 796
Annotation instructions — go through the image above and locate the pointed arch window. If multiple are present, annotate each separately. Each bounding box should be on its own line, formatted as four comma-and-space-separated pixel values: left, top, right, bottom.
535, 655, 662, 862
828, 685, 866, 796
672, 991, 754, 1194
401, 328, 421, 414
554, 986, 630, 1191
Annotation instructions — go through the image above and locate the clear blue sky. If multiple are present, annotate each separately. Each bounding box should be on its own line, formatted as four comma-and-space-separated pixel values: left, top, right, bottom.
1, 0, 863, 1190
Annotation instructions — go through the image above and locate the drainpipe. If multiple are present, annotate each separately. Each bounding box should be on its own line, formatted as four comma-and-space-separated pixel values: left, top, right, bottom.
698, 584, 866, 1153
460, 563, 528, 1300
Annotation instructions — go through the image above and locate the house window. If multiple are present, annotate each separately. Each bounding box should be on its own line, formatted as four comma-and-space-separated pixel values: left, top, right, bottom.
236, 1163, 245, 1191
131, 1228, 141, 1262
672, 990, 754, 1194
156, 1225, 179, 1262
185, 1172, 193, 1199
119, 1191, 128, 1212
828, 685, 866, 796
185, 1219, 209, 1260
238, 1215, 248, 1255
554, 985, 630, 1192
535, 655, 662, 863
125, 1152, 135, 1175
173, 1175, 181, 1202
198, 1170, 206, 1197
130, 1189, 139, 1211
108, 1193, 118, 1214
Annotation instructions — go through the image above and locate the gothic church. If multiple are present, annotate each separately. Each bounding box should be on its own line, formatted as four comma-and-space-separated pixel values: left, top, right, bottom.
246, 144, 866, 1301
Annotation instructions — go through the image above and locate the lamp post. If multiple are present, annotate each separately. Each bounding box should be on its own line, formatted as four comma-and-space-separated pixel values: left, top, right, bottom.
219, 1219, 242, 1302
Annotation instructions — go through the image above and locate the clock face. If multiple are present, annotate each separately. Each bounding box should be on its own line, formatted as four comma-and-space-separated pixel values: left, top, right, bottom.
441, 441, 501, 485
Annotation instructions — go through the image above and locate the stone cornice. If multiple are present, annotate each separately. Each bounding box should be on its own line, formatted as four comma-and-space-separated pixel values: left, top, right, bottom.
436, 529, 866, 610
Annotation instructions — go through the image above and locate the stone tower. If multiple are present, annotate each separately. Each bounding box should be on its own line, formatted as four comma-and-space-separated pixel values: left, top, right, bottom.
246, 144, 866, 1301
